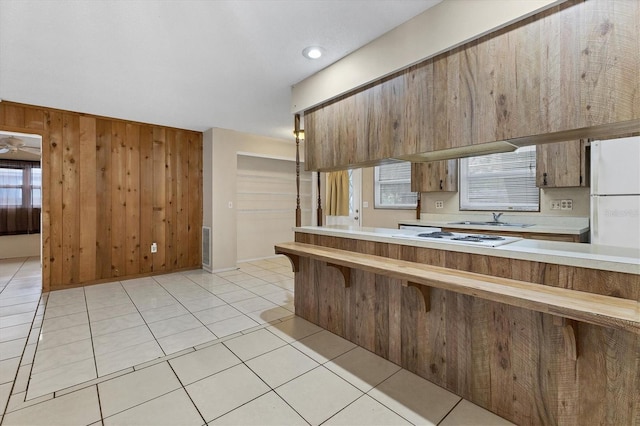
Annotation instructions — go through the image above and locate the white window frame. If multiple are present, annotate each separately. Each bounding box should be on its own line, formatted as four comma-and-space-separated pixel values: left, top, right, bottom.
459, 146, 539, 212
374, 161, 417, 209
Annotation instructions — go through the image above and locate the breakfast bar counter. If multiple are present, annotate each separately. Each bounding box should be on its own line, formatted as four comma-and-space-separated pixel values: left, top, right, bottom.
280, 225, 640, 425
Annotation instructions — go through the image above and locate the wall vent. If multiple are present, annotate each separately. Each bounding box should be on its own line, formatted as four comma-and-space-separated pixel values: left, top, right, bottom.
202, 226, 212, 271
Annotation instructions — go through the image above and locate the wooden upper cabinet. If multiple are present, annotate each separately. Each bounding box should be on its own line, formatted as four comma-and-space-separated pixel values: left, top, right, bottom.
536, 140, 589, 188
304, 0, 639, 172
411, 160, 458, 193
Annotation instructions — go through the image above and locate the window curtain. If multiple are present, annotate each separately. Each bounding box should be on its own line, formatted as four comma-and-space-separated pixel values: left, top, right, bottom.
0, 159, 41, 236
326, 171, 349, 216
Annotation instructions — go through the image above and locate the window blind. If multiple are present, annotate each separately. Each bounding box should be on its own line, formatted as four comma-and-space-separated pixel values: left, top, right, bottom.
460, 146, 539, 211
374, 161, 417, 209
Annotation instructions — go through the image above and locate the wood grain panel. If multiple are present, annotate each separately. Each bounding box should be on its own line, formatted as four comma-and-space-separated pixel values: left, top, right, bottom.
2, 104, 25, 127
0, 101, 203, 290
187, 132, 202, 267
110, 121, 127, 278
62, 113, 80, 286
411, 160, 458, 193
404, 62, 434, 153
292, 234, 640, 425
78, 116, 97, 282
23, 108, 44, 130
580, 0, 640, 127
46, 111, 64, 288
139, 125, 154, 273
125, 123, 140, 275
152, 126, 166, 273
175, 131, 189, 268
303, 0, 639, 172
164, 129, 177, 270
39, 113, 50, 292
95, 119, 112, 279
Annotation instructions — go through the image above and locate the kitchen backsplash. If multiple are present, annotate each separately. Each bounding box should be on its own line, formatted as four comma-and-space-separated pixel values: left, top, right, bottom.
422, 187, 590, 217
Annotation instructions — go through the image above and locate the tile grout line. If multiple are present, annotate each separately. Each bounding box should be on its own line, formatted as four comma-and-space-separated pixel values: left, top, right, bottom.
0, 257, 29, 297
0, 261, 293, 419
9, 311, 291, 407
82, 285, 100, 398
436, 396, 464, 425
165, 360, 208, 425
0, 258, 44, 417
5, 295, 46, 405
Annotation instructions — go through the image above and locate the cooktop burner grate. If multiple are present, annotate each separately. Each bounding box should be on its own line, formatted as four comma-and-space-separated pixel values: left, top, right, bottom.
452, 235, 505, 242
416, 231, 454, 238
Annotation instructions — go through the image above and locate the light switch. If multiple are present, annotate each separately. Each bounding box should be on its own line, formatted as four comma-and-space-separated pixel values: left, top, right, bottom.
363, 201, 369, 208
228, 201, 233, 209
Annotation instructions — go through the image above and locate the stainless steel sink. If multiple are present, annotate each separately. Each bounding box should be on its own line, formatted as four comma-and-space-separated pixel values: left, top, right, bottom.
448, 221, 534, 228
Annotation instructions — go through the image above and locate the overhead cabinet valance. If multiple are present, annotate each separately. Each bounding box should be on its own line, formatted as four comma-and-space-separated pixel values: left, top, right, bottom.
304, 0, 640, 171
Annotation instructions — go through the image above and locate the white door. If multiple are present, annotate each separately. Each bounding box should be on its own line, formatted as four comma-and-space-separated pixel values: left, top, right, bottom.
236, 155, 312, 261
325, 169, 362, 227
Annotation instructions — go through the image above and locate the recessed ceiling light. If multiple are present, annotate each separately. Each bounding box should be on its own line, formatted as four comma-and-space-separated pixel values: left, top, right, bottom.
302, 46, 323, 59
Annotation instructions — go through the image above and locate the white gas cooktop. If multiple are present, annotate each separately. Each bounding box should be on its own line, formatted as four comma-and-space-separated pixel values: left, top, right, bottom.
392, 231, 521, 247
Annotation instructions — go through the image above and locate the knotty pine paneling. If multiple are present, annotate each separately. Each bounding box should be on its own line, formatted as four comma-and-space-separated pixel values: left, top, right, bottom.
0, 101, 202, 291
95, 119, 112, 279
293, 232, 640, 425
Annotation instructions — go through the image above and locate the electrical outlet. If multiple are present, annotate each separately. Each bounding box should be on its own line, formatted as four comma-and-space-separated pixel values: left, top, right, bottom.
228, 201, 233, 209
435, 200, 444, 209
551, 200, 561, 210
561, 199, 573, 210
151, 242, 158, 253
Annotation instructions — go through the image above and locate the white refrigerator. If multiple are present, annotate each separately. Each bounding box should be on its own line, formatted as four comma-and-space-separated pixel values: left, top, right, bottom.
590, 136, 640, 249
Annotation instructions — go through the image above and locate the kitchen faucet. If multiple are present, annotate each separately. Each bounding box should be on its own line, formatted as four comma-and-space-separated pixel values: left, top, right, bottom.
492, 212, 503, 223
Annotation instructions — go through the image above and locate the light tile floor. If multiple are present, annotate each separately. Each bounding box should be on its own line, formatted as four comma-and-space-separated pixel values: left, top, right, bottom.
0, 256, 514, 425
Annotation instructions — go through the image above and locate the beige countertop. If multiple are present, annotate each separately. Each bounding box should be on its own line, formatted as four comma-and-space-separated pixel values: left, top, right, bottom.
398, 214, 590, 235
293, 225, 639, 275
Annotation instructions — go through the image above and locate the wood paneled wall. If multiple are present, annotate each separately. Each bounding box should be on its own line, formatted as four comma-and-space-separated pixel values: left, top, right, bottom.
0, 101, 203, 291
304, 0, 640, 171
294, 233, 640, 425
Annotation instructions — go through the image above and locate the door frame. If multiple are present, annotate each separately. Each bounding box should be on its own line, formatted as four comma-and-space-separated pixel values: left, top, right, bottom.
0, 124, 46, 289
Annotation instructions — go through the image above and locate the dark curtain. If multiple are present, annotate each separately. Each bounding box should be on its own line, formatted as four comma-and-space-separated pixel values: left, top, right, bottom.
0, 159, 41, 236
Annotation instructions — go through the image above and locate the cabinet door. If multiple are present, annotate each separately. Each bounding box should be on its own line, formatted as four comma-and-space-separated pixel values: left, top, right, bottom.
411, 160, 458, 192
536, 140, 587, 188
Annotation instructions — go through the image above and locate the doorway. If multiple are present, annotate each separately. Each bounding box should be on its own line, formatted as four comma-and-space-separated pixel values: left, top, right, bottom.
236, 154, 312, 262
325, 168, 362, 227
0, 129, 43, 259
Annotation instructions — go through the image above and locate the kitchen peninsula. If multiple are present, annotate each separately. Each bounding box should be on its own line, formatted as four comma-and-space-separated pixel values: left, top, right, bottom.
277, 225, 640, 425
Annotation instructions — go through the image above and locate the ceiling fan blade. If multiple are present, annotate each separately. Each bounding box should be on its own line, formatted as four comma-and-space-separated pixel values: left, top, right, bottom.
19, 146, 41, 155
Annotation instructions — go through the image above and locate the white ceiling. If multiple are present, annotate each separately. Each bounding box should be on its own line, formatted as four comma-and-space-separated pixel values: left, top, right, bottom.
0, 0, 441, 142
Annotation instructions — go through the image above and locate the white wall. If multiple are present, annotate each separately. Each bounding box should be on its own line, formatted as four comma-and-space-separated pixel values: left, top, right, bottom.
203, 128, 303, 271
0, 234, 40, 259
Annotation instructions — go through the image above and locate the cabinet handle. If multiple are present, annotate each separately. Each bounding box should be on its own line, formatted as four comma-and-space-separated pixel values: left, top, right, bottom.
543, 172, 548, 186
439, 179, 443, 190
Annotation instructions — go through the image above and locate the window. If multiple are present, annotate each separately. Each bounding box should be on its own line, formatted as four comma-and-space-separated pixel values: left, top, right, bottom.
0, 160, 41, 235
459, 146, 539, 211
374, 161, 417, 209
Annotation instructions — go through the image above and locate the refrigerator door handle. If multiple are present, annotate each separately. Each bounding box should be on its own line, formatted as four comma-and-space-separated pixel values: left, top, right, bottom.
591, 141, 600, 194
592, 198, 598, 243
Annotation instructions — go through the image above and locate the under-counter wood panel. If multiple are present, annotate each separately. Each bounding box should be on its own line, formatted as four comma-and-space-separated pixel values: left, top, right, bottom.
304, 0, 640, 171
293, 232, 640, 425
0, 101, 203, 291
